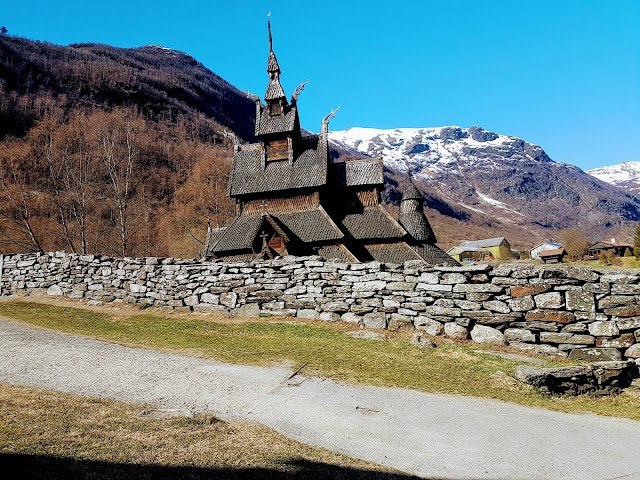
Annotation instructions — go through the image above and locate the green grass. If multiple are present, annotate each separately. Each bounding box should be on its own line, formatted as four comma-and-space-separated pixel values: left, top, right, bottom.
1, 300, 639, 421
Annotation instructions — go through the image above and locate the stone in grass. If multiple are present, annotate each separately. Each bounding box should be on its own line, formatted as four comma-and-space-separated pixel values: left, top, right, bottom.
297, 309, 320, 320
515, 365, 592, 387
363, 312, 387, 330
444, 322, 468, 340
46, 285, 63, 296
235, 303, 260, 318
341, 312, 362, 324
347, 330, 388, 342
411, 333, 437, 349
470, 324, 506, 345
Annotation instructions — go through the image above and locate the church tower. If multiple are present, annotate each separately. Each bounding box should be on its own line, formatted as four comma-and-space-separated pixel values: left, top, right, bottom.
251, 17, 303, 167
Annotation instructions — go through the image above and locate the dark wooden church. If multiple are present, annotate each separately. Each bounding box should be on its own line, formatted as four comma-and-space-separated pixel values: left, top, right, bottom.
204, 21, 457, 266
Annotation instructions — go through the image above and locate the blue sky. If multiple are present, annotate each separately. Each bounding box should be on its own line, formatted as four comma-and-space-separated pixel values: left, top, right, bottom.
2, 1, 638, 170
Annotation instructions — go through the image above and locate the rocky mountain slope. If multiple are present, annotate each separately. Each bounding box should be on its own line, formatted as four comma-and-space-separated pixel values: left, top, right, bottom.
588, 162, 640, 196
330, 126, 640, 247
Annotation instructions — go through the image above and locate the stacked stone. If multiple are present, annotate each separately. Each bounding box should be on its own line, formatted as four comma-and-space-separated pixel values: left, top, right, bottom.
1, 253, 639, 364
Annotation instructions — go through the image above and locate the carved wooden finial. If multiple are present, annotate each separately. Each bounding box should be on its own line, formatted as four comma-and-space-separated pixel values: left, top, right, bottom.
291, 80, 309, 102
322, 106, 341, 134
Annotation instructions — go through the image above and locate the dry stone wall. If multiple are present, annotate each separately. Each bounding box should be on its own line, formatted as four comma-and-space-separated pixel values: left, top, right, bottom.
2, 252, 640, 364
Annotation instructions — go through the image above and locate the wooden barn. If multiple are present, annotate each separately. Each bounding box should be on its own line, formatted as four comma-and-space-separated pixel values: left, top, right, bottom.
539, 248, 567, 264
203, 20, 457, 266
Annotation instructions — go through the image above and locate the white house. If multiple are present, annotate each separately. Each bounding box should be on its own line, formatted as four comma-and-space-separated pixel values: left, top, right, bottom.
530, 242, 562, 260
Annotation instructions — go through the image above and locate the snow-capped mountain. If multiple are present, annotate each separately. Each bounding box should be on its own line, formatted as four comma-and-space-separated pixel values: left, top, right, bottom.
587, 162, 640, 196
329, 126, 640, 243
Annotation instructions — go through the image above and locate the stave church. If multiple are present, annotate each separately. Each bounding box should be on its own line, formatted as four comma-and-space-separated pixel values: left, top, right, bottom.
203, 20, 457, 266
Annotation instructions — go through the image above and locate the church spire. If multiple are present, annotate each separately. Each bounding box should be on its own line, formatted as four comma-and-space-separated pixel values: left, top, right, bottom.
264, 13, 286, 102
268, 13, 273, 52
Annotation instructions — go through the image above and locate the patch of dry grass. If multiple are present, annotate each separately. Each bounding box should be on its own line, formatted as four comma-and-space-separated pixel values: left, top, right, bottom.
0, 383, 412, 479
0, 299, 639, 422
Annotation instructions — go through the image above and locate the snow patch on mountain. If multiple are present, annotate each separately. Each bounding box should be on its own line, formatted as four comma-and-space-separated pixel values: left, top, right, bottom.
587, 162, 640, 184
476, 192, 526, 217
329, 126, 519, 175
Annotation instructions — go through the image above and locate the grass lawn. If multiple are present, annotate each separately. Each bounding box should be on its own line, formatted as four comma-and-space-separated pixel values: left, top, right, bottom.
0, 383, 413, 480
572, 256, 639, 269
0, 299, 639, 422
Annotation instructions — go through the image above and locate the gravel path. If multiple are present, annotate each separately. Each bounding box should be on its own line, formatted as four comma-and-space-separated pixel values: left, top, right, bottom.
2, 317, 640, 480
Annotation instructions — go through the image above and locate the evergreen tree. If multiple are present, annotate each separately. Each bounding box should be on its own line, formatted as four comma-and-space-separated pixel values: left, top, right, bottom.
624, 247, 633, 257
635, 223, 640, 260
0, 27, 7, 35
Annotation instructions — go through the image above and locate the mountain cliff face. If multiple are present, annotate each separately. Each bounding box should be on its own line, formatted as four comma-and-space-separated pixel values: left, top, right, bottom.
330, 126, 640, 244
588, 162, 640, 196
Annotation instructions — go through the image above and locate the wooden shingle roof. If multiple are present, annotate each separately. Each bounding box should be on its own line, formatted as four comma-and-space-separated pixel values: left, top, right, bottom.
339, 206, 407, 240
364, 242, 422, 264
255, 106, 297, 136
274, 209, 344, 243
411, 244, 460, 266
398, 212, 436, 243
401, 182, 422, 202
330, 160, 384, 187
228, 137, 326, 197
210, 215, 263, 253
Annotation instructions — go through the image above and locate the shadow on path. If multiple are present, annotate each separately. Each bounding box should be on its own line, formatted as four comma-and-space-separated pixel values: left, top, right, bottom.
1, 453, 437, 480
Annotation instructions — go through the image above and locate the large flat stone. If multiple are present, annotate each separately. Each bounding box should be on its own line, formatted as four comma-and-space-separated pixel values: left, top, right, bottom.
604, 305, 640, 317
525, 310, 575, 324
453, 284, 503, 293
363, 312, 387, 330
510, 285, 550, 297
565, 291, 595, 312
624, 344, 640, 358
588, 321, 620, 337
569, 348, 622, 362
504, 328, 536, 343
507, 296, 535, 312
534, 292, 564, 309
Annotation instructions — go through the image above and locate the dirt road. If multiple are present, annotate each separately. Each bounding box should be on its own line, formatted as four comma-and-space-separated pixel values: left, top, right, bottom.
2, 317, 640, 480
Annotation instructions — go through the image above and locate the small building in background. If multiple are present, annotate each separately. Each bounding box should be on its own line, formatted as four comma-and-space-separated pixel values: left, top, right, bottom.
530, 242, 563, 260
587, 239, 634, 258
447, 237, 512, 262
539, 248, 566, 264
446, 246, 491, 263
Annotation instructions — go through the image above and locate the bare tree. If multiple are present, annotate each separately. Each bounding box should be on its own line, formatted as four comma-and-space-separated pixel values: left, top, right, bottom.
0, 153, 45, 253
561, 229, 590, 261
101, 113, 141, 257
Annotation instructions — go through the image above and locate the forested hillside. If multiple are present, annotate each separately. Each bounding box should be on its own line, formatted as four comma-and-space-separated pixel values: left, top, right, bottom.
0, 35, 255, 257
